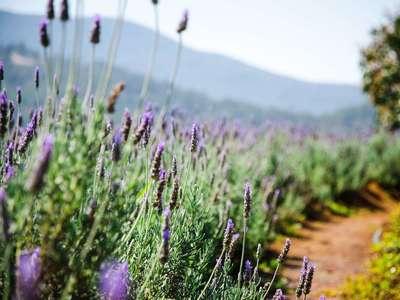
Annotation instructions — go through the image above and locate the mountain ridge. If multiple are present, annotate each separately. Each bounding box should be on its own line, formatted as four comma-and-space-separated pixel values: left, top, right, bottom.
0, 10, 367, 114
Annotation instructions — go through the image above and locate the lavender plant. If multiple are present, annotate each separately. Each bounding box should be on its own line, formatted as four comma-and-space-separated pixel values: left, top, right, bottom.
5, 0, 393, 299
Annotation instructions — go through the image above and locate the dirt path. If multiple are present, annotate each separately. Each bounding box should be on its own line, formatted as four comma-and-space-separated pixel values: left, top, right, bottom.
272, 183, 397, 299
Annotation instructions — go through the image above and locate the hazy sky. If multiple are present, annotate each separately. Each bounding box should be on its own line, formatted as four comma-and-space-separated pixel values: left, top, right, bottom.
1, 0, 400, 84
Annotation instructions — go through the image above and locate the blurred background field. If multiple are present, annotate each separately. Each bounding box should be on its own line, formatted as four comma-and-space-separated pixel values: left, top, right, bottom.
1, 1, 400, 299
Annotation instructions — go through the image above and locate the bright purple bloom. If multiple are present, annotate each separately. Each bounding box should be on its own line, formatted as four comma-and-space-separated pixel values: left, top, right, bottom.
163, 228, 170, 242
272, 289, 285, 300
16, 247, 42, 300
99, 261, 130, 300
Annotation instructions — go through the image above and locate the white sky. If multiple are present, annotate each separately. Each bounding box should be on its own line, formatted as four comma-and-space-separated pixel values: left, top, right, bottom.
1, 0, 400, 84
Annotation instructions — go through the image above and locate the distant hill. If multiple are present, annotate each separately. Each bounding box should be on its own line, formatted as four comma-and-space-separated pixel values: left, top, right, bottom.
0, 44, 375, 132
0, 10, 367, 115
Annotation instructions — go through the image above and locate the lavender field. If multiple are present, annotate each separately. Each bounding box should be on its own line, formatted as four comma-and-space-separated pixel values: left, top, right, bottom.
1, 1, 400, 299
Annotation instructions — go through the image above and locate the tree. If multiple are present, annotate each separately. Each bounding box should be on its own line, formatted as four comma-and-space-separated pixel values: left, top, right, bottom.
361, 15, 400, 130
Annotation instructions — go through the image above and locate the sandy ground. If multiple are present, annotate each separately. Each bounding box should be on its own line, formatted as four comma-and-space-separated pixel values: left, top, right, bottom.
271, 182, 397, 299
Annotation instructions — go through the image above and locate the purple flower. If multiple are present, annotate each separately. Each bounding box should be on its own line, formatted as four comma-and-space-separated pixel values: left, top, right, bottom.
0, 91, 8, 136
160, 207, 171, 263
151, 142, 165, 180
243, 259, 253, 282
34, 66, 40, 89
278, 238, 291, 263
16, 247, 42, 300
296, 256, 309, 298
244, 183, 252, 219
223, 218, 234, 249
190, 123, 199, 153
27, 135, 54, 192
18, 112, 38, 154
133, 111, 153, 145
272, 289, 285, 300
3, 163, 14, 182
163, 228, 170, 242
0, 61, 4, 81
16, 87, 22, 104
39, 19, 50, 48
177, 10, 189, 33
60, 0, 69, 22
303, 264, 315, 295
46, 0, 55, 20
121, 109, 132, 142
90, 15, 101, 44
111, 130, 123, 162
99, 261, 130, 300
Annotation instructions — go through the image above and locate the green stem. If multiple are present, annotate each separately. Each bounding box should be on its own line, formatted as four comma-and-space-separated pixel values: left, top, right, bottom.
262, 262, 281, 299
237, 216, 247, 287
164, 34, 183, 111
138, 4, 160, 109
83, 45, 96, 112
197, 249, 225, 300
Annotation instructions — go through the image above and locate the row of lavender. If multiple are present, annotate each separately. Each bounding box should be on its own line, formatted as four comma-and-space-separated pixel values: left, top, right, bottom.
1, 0, 399, 299
0, 0, 324, 299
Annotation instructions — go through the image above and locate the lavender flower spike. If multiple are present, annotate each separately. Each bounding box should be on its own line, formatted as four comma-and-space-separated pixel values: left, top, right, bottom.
226, 233, 239, 259
160, 207, 171, 264
60, 0, 69, 22
190, 123, 199, 153
121, 109, 132, 142
34, 67, 40, 89
27, 135, 54, 193
151, 142, 165, 180
243, 183, 252, 219
133, 111, 152, 145
99, 261, 130, 300
39, 19, 50, 48
111, 130, 123, 162
16, 247, 42, 300
223, 218, 234, 250
46, 0, 55, 20
278, 238, 291, 263
243, 260, 253, 282
0, 61, 4, 81
303, 264, 315, 296
295, 256, 309, 298
16, 87, 22, 104
90, 15, 101, 44
0, 91, 8, 136
177, 10, 189, 34
272, 289, 285, 300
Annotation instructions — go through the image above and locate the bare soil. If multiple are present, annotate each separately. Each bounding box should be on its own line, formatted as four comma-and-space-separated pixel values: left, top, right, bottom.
271, 182, 397, 299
